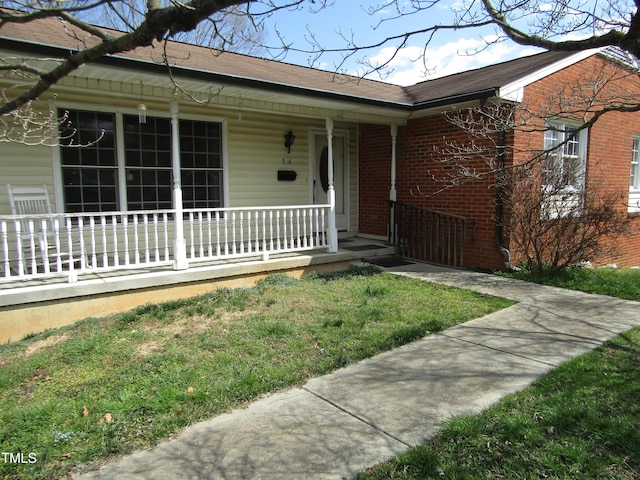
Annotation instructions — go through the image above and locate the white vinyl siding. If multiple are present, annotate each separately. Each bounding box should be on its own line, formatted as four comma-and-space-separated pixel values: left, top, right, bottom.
2, 96, 358, 233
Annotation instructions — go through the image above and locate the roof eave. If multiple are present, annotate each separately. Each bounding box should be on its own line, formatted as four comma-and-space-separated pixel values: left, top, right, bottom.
0, 36, 414, 112
409, 87, 500, 112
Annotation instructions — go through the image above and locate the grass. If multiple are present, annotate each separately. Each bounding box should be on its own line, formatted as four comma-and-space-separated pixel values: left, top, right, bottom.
358, 267, 640, 480
0, 266, 512, 480
358, 326, 640, 480
501, 266, 640, 301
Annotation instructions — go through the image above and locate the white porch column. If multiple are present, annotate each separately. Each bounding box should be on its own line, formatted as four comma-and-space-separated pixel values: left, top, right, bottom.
389, 124, 398, 242
171, 100, 188, 270
326, 118, 338, 253
390, 124, 398, 202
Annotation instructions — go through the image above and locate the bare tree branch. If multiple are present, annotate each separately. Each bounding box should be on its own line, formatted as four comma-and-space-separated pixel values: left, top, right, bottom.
0, 0, 308, 116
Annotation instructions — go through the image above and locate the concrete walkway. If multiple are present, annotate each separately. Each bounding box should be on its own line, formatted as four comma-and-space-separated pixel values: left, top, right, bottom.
76, 262, 640, 480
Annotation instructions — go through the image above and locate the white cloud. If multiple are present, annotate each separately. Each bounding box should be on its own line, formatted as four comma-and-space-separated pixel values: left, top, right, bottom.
364, 37, 535, 86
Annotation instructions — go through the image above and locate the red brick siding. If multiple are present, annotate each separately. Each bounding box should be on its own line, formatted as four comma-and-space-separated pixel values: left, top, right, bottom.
394, 115, 505, 269
512, 54, 640, 267
359, 54, 640, 269
359, 124, 392, 237
359, 115, 506, 270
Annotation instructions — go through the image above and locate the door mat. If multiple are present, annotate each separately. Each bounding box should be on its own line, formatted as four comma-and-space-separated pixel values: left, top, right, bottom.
367, 257, 415, 267
342, 244, 389, 251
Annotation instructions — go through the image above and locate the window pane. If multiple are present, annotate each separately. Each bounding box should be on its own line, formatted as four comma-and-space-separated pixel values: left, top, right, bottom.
126, 168, 172, 211
543, 123, 586, 189
122, 115, 173, 210
59, 109, 118, 213
124, 115, 171, 170
62, 166, 117, 213
182, 170, 223, 209
60, 109, 116, 167
179, 119, 224, 208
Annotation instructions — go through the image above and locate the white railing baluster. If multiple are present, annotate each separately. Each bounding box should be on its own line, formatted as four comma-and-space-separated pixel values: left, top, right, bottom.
224, 211, 229, 255
302, 209, 308, 248
40, 219, 51, 273
232, 212, 238, 255
122, 215, 130, 266
295, 209, 301, 248
112, 214, 119, 267
262, 210, 268, 260
101, 216, 109, 268
240, 211, 245, 254
163, 213, 170, 262
14, 220, 24, 276
143, 214, 150, 264
276, 210, 282, 250
207, 211, 213, 257
253, 210, 259, 254
188, 212, 195, 260
282, 210, 288, 250
198, 212, 204, 259
216, 211, 222, 256
1, 221, 9, 278
289, 209, 295, 249
26, 219, 36, 274
133, 215, 140, 265
89, 216, 97, 269
151, 214, 158, 263
51, 217, 62, 272
268, 210, 274, 253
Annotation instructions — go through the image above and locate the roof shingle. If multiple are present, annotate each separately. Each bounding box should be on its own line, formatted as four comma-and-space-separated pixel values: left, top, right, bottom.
0, 13, 587, 108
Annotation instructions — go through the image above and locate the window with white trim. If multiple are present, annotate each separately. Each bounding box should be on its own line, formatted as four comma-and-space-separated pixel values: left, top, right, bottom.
541, 122, 588, 219
542, 122, 587, 190
630, 137, 640, 212
59, 108, 224, 213
632, 138, 640, 190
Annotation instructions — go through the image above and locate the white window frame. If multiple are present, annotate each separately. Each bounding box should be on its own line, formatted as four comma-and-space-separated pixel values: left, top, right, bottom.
542, 121, 588, 192
541, 121, 588, 219
51, 101, 229, 214
629, 137, 640, 213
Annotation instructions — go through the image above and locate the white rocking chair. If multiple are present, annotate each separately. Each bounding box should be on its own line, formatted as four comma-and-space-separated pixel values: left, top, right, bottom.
7, 184, 80, 280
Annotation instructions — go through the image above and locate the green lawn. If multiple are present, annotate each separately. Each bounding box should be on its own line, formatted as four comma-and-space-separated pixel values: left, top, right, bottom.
358, 267, 640, 480
502, 266, 640, 301
0, 266, 512, 480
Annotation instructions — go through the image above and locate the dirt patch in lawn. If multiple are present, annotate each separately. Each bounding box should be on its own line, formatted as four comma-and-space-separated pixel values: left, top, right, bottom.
0, 332, 71, 367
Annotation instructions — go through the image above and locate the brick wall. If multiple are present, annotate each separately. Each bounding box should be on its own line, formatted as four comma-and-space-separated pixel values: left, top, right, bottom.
512, 54, 640, 268
359, 53, 640, 269
359, 124, 392, 238
359, 115, 506, 270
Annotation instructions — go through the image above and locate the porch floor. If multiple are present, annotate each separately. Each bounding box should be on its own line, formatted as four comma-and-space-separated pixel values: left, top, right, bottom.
0, 237, 394, 342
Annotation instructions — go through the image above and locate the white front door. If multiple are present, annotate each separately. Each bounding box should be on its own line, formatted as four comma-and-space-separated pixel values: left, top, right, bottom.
312, 131, 348, 230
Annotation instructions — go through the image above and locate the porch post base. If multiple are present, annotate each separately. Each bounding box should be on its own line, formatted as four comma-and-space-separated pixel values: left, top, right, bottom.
327, 228, 338, 253
173, 239, 189, 270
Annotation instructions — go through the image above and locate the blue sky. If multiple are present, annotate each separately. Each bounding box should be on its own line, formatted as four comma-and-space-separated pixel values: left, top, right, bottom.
259, 1, 543, 85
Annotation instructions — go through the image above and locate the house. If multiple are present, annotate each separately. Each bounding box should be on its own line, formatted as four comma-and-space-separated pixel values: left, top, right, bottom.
1, 14, 639, 340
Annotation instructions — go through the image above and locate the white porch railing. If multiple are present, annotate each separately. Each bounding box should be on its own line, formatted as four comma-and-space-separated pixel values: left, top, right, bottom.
0, 204, 330, 283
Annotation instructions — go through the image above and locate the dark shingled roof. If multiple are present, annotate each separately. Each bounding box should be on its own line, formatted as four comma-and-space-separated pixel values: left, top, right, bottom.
404, 50, 577, 105
0, 13, 585, 109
